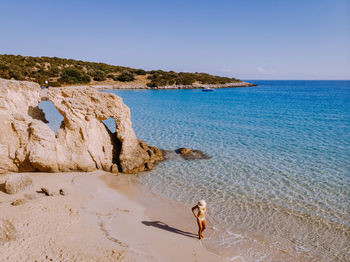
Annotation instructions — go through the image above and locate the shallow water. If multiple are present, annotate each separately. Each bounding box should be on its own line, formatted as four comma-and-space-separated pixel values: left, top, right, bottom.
41, 81, 350, 261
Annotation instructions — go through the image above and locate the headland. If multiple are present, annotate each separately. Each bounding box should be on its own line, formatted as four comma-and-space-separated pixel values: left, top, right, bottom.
0, 54, 256, 90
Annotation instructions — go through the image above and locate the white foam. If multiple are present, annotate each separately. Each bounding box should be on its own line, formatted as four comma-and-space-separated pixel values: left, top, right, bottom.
228, 255, 246, 261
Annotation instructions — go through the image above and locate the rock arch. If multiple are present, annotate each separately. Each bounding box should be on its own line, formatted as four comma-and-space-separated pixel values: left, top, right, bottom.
0, 79, 163, 174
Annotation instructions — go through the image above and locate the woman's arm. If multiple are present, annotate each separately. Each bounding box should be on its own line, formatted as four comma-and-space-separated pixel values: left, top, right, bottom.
192, 205, 198, 217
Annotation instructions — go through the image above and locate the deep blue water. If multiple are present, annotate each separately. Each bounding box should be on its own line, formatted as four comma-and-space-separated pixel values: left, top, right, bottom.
41, 81, 350, 261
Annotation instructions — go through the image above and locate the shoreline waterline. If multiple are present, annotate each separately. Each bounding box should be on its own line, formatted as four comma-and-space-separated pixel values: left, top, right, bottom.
104, 80, 349, 261
99, 172, 241, 261
103, 171, 350, 261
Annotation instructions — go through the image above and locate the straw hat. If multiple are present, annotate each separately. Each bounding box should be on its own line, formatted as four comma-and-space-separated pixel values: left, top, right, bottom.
198, 200, 207, 207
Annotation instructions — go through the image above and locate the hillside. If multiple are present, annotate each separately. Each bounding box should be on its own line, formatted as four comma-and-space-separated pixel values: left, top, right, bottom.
0, 54, 253, 89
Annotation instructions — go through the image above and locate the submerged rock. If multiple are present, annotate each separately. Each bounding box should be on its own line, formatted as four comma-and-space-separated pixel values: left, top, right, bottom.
162, 148, 211, 160
175, 147, 211, 160
0, 78, 163, 174
4, 174, 33, 194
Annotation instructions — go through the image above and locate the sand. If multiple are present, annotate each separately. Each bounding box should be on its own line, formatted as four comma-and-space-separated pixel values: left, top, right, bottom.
0, 171, 225, 262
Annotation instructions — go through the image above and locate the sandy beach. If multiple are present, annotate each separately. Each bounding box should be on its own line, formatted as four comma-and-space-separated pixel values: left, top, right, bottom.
1, 0, 348, 260
0, 171, 226, 262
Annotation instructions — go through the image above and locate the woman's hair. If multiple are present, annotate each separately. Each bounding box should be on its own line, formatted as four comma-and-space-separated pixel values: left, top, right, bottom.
198, 200, 207, 207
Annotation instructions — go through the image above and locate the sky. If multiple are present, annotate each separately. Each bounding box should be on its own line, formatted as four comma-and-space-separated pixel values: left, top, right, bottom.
0, 0, 349, 80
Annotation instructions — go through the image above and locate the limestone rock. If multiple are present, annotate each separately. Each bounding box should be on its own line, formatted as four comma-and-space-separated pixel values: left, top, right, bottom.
0, 219, 17, 244
4, 174, 33, 194
0, 78, 163, 174
111, 164, 119, 174
47, 87, 163, 173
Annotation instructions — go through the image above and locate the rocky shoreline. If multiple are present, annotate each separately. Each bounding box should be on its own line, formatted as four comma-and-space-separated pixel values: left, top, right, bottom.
0, 78, 212, 175
92, 81, 257, 90
0, 78, 163, 174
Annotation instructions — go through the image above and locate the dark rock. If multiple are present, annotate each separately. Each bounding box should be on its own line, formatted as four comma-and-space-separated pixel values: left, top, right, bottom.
11, 199, 28, 206
59, 189, 67, 196
176, 147, 192, 155
40, 187, 52, 196
175, 147, 211, 160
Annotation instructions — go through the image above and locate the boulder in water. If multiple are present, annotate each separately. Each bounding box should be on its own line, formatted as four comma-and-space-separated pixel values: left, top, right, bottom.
174, 147, 211, 160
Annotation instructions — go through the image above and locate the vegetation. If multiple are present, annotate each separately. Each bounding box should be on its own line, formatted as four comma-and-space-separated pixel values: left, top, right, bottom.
0, 54, 241, 87
60, 67, 91, 84
145, 70, 238, 87
117, 71, 135, 82
133, 69, 146, 75
91, 70, 107, 81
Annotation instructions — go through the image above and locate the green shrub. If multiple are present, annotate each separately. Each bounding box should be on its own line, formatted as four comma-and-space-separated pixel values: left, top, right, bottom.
175, 74, 195, 85
59, 67, 90, 84
0, 70, 10, 79
117, 71, 135, 82
147, 79, 169, 87
91, 70, 107, 81
9, 70, 25, 80
107, 74, 119, 81
146, 82, 157, 88
133, 69, 146, 75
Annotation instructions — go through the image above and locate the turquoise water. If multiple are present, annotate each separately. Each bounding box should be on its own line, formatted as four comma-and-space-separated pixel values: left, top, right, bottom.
41, 81, 350, 261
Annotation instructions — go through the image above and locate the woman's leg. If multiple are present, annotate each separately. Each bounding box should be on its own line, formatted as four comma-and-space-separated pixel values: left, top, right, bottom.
197, 218, 203, 239
202, 219, 207, 231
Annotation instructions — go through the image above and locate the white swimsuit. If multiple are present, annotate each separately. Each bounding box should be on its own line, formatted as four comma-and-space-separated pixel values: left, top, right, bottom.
198, 206, 206, 221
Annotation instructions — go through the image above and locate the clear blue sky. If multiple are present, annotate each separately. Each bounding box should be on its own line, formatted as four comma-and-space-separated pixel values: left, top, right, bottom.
1, 0, 349, 80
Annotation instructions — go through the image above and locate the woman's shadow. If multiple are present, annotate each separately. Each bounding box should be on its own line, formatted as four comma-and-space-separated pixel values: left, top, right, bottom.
142, 221, 198, 239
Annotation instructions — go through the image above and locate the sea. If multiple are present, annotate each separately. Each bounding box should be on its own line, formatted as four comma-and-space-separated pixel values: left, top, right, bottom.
40, 80, 350, 261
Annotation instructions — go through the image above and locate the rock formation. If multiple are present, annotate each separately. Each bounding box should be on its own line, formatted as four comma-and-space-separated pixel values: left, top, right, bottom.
162, 148, 211, 160
4, 174, 33, 194
0, 78, 163, 174
174, 147, 211, 160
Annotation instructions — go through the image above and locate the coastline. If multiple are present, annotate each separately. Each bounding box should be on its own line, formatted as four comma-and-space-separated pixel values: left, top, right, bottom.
54, 81, 256, 90
2, 80, 347, 261
94, 82, 256, 90
0, 171, 226, 261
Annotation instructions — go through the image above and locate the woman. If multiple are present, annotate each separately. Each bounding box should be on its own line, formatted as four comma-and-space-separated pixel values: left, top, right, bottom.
192, 200, 207, 239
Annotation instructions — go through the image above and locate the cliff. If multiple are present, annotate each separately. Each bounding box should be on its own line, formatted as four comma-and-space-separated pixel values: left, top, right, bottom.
0, 78, 163, 174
